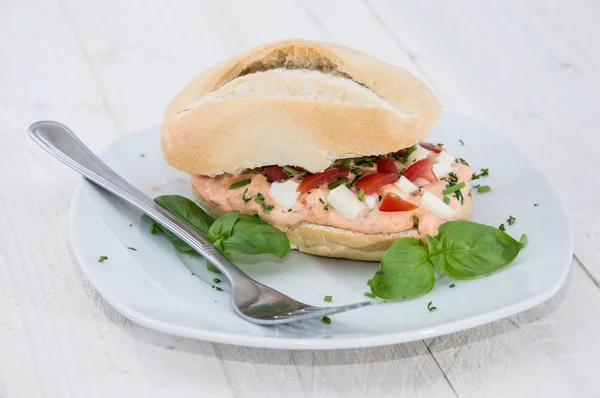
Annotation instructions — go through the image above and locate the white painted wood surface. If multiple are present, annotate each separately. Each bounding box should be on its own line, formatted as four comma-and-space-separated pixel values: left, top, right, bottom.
1, 0, 600, 396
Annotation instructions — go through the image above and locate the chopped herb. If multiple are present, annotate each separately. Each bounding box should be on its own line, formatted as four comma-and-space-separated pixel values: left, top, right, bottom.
472, 173, 480, 180
507, 215, 516, 225
287, 209, 292, 212
427, 301, 437, 311
449, 283, 456, 288
263, 205, 275, 213
215, 286, 223, 292
282, 166, 298, 175
480, 168, 489, 176
364, 292, 376, 298
213, 278, 221, 284
354, 156, 375, 167
398, 167, 407, 176
242, 188, 251, 203
519, 233, 528, 246
323, 295, 333, 302
98, 255, 108, 263
447, 172, 459, 184
191, 272, 195, 276
459, 139, 465, 146
401, 145, 417, 162
442, 181, 465, 195
319, 198, 329, 211
229, 179, 251, 190
341, 159, 351, 168
254, 192, 265, 206
328, 178, 348, 190
499, 223, 506, 231
351, 167, 362, 175
140, 154, 145, 158
437, 143, 444, 147
378, 195, 383, 201
357, 188, 365, 201
477, 185, 491, 193
413, 215, 419, 227
443, 196, 450, 205
129, 224, 133, 227
322, 316, 332, 324
472, 184, 480, 189
458, 158, 469, 166
127, 247, 137, 251
534, 203, 539, 207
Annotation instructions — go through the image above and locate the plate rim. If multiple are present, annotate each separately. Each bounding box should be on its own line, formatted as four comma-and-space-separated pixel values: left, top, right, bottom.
68, 114, 574, 350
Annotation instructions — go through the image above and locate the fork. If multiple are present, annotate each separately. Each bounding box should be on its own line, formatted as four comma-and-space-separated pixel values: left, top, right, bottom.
28, 121, 373, 325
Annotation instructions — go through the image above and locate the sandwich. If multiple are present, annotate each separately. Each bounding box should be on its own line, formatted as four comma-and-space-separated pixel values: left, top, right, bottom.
160, 39, 474, 261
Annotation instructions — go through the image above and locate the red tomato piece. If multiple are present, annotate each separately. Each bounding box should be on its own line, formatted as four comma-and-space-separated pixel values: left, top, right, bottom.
379, 194, 418, 212
376, 158, 398, 173
353, 172, 399, 195
264, 166, 288, 182
419, 142, 443, 153
403, 158, 437, 183
297, 167, 350, 193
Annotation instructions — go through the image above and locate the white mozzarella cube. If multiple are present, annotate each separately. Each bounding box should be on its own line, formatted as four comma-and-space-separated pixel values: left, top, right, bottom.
406, 145, 430, 164
269, 180, 300, 209
433, 162, 454, 178
327, 185, 367, 220
435, 151, 456, 164
421, 191, 455, 219
395, 176, 419, 194
364, 194, 378, 208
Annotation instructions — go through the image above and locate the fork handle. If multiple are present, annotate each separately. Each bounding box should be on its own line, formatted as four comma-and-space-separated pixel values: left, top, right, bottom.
28, 121, 248, 282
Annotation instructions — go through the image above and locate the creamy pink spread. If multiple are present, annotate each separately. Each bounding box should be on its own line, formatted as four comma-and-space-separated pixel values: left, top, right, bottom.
192, 151, 473, 239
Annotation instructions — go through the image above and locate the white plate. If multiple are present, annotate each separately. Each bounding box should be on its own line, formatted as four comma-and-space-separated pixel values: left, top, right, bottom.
69, 113, 573, 350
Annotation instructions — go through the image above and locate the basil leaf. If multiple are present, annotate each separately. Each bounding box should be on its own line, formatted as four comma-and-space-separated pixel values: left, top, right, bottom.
369, 238, 435, 300
427, 221, 524, 280
208, 211, 240, 243
151, 222, 195, 253
154, 195, 214, 239
223, 215, 290, 258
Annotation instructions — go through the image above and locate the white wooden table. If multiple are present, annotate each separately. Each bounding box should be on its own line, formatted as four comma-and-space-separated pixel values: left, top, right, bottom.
2, 0, 600, 397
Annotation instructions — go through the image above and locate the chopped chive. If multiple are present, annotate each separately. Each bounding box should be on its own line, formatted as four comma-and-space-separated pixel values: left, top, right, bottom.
357, 188, 365, 201
507, 215, 516, 225
282, 166, 298, 175
262, 205, 275, 213
519, 233, 528, 246
213, 278, 221, 284
499, 223, 506, 231
341, 159, 351, 168
324, 205, 329, 211
443, 196, 450, 205
427, 301, 437, 311
229, 179, 251, 190
449, 283, 456, 288
323, 295, 333, 302
328, 178, 348, 190
364, 292, 376, 298
480, 168, 489, 176
477, 185, 491, 193
401, 145, 417, 162
459, 139, 465, 146
319, 198, 326, 204
215, 286, 223, 292
242, 188, 252, 203
127, 247, 137, 251
398, 167, 407, 176
98, 255, 108, 263
254, 192, 265, 206
351, 167, 362, 175
458, 158, 469, 166
322, 316, 331, 324
442, 181, 465, 195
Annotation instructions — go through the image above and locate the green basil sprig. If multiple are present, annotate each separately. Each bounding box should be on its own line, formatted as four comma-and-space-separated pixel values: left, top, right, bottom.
369, 221, 525, 300
151, 195, 290, 269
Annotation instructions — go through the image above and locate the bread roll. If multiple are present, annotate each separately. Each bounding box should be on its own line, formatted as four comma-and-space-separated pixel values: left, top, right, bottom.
161, 39, 441, 176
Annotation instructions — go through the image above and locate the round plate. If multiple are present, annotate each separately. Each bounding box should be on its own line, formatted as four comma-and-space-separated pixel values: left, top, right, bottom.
69, 113, 573, 349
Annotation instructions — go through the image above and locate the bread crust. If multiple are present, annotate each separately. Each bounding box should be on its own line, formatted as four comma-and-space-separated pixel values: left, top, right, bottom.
192, 186, 473, 262
162, 39, 441, 176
